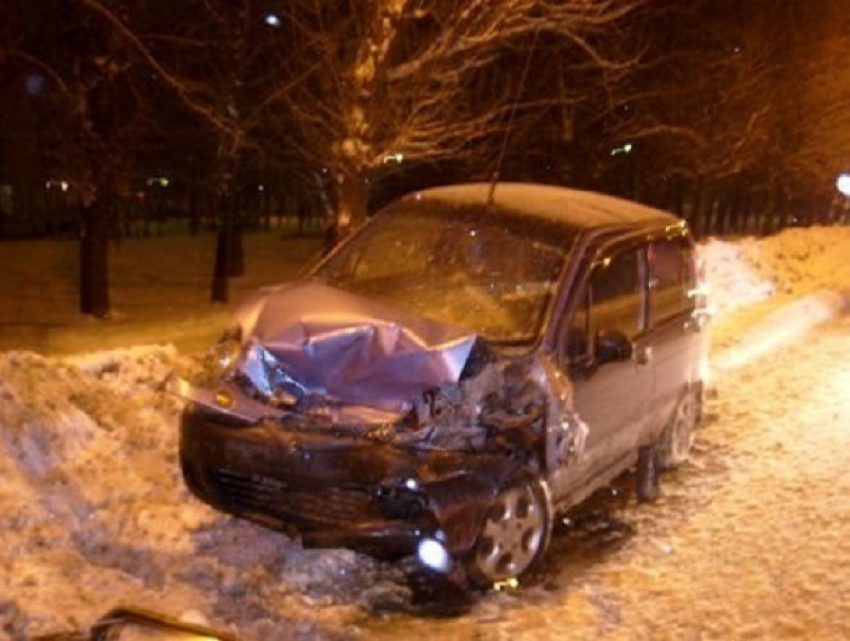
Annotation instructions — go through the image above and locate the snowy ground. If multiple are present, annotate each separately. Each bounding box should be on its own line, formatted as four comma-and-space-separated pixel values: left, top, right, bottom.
0, 233, 323, 355
1, 226, 849, 639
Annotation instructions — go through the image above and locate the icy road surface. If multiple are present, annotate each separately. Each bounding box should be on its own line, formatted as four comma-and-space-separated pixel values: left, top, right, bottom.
363, 314, 850, 640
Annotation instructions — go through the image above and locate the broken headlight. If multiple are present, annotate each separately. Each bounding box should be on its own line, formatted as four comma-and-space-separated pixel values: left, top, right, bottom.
203, 328, 243, 382
240, 344, 307, 408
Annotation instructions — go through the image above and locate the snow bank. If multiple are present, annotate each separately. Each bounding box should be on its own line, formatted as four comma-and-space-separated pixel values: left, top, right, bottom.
699, 226, 850, 318
0, 346, 407, 639
0, 347, 212, 635
741, 225, 850, 296
701, 226, 850, 369
698, 238, 774, 316
712, 290, 849, 372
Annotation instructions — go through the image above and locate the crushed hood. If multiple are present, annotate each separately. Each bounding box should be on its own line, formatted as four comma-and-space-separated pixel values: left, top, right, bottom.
233, 280, 479, 412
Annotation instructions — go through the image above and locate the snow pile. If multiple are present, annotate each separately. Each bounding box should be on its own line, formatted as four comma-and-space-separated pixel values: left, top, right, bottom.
0, 347, 205, 634
0, 346, 407, 639
699, 226, 850, 317
703, 227, 850, 366
698, 238, 774, 316
740, 225, 850, 296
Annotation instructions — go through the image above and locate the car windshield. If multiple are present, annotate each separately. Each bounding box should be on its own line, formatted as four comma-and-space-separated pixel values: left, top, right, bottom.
314, 198, 574, 343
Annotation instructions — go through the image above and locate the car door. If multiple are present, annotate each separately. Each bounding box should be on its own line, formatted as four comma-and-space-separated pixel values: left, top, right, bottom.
643, 237, 703, 440
559, 245, 653, 478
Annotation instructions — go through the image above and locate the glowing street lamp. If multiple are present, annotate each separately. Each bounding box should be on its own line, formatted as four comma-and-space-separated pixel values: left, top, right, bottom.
836, 173, 850, 197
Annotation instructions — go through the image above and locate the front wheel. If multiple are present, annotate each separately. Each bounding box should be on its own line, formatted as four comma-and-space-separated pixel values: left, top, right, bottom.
465, 476, 553, 587
657, 385, 702, 469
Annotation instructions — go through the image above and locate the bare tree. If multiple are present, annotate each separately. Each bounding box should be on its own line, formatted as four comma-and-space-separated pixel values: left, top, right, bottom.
75, 0, 303, 302
777, 1, 850, 220
606, 0, 850, 235
597, 1, 776, 213
5, 0, 153, 317
265, 1, 637, 234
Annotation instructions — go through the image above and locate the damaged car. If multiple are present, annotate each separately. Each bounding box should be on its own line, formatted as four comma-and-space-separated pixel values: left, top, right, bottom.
178, 183, 709, 586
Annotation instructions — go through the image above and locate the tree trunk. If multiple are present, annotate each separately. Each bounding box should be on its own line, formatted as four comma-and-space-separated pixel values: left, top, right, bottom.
79, 197, 111, 318
743, 198, 751, 234
211, 222, 231, 303
229, 219, 244, 277
335, 174, 369, 236
188, 186, 201, 235
716, 196, 729, 236
761, 190, 777, 236
209, 148, 245, 302
690, 178, 706, 239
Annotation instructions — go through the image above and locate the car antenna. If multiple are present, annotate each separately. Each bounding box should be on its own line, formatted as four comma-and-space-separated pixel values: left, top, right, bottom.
487, 26, 541, 209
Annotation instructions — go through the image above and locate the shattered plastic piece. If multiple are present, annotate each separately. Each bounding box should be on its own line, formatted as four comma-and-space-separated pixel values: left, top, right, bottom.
493, 578, 520, 591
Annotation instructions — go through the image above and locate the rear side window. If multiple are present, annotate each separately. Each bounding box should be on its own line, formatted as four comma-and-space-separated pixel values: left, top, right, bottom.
648, 239, 697, 323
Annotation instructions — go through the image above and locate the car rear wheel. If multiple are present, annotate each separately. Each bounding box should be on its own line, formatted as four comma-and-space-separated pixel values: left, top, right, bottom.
466, 476, 552, 587
658, 385, 701, 469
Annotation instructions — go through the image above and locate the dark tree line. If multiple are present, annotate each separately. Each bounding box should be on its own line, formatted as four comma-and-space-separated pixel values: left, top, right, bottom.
602, 0, 850, 236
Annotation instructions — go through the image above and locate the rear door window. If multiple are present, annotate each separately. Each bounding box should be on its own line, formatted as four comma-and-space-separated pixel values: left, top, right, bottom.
648, 240, 697, 324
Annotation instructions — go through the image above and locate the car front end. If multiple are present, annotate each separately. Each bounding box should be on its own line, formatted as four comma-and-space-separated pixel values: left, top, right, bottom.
177, 191, 588, 576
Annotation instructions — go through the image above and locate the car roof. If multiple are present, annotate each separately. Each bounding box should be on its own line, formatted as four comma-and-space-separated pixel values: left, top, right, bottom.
410, 182, 679, 230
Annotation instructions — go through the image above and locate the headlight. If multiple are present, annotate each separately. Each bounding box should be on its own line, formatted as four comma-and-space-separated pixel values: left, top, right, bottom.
417, 537, 452, 574
241, 345, 305, 407
203, 328, 243, 381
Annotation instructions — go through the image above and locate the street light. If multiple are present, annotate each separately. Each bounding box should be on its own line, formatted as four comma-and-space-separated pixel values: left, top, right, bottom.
836, 173, 850, 197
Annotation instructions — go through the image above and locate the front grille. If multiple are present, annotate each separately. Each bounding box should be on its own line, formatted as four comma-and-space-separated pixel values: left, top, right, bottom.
206, 467, 382, 529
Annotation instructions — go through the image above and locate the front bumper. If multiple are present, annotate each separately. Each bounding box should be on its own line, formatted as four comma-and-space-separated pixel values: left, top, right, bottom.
179, 404, 519, 559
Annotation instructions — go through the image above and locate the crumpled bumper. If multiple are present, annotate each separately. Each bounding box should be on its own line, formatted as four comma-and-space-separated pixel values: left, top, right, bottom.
179, 404, 520, 559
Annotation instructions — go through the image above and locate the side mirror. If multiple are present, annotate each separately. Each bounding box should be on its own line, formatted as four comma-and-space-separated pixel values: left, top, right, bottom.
594, 329, 633, 364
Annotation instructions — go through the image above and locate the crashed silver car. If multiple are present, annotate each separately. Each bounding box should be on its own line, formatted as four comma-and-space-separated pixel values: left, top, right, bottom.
179, 183, 709, 586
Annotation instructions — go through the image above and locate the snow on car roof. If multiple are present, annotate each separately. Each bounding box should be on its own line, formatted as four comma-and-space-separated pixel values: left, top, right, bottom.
412, 182, 679, 229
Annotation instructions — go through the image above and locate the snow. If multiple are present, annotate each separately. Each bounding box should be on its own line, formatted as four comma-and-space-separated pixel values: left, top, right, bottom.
0, 226, 849, 639
0, 234, 322, 355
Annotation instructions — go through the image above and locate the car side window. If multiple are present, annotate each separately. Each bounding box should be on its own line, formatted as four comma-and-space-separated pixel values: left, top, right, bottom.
590, 248, 645, 340
648, 240, 697, 324
561, 248, 645, 364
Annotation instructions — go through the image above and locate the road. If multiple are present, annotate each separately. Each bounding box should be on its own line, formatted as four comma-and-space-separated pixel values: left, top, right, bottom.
357, 314, 850, 639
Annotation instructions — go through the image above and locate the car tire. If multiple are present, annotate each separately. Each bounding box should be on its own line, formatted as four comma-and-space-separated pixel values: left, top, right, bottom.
657, 385, 702, 469
465, 475, 553, 587
636, 445, 660, 503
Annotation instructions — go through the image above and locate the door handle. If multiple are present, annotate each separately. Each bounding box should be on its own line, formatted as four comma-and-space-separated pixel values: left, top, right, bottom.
635, 346, 652, 365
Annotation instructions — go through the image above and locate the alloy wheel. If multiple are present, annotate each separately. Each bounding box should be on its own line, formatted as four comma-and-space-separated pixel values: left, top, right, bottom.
471, 480, 550, 584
